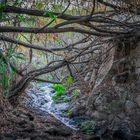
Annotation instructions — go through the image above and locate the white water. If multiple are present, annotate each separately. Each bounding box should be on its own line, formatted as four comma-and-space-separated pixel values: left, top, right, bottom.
26, 83, 87, 130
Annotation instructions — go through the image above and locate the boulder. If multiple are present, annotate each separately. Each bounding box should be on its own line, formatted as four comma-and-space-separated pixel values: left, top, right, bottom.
91, 111, 108, 121
135, 95, 140, 108
125, 100, 136, 114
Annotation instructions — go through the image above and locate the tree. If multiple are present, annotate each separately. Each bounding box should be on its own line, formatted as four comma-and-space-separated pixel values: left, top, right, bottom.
0, 0, 139, 103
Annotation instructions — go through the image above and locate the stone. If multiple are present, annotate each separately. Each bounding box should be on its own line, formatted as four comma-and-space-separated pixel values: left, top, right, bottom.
125, 100, 136, 114
0, 107, 3, 113
84, 72, 92, 81
91, 111, 107, 121
45, 126, 71, 136
135, 95, 140, 108
70, 103, 86, 117
94, 95, 106, 106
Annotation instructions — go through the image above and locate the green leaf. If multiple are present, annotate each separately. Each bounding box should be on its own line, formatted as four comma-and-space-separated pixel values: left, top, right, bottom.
51, 84, 66, 97
0, 3, 6, 10
44, 11, 57, 21
8, 63, 13, 75
36, 3, 44, 10
17, 15, 26, 22
13, 0, 20, 6
1, 63, 6, 96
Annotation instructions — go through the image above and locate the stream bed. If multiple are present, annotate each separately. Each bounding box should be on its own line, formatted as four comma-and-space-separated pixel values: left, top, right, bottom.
25, 82, 138, 140
25, 82, 87, 130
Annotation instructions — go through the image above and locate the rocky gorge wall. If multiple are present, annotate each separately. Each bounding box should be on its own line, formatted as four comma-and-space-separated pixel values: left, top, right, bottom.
69, 40, 140, 139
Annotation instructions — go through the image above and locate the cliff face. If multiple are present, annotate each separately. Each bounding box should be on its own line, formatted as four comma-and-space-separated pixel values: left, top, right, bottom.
69, 39, 140, 138
130, 42, 140, 74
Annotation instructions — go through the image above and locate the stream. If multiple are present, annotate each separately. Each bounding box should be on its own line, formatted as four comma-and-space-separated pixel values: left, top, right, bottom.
25, 82, 136, 140
26, 82, 87, 130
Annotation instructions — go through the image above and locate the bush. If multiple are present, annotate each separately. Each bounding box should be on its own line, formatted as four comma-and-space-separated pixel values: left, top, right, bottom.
51, 84, 66, 95
51, 84, 66, 102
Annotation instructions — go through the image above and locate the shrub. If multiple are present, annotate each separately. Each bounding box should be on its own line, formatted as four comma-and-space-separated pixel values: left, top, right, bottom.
51, 84, 66, 102
51, 84, 66, 95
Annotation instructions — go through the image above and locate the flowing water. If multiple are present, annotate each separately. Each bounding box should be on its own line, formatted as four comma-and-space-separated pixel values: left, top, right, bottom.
26, 82, 87, 130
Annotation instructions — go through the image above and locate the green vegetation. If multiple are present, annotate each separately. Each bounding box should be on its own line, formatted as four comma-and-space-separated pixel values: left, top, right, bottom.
0, 1, 6, 21
80, 120, 96, 135
72, 89, 80, 98
0, 47, 26, 97
51, 84, 66, 102
66, 109, 73, 118
51, 84, 66, 96
64, 76, 74, 88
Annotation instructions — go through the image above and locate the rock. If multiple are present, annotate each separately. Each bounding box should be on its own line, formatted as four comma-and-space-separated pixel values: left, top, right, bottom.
71, 105, 86, 117
53, 103, 69, 111
135, 95, 140, 108
113, 129, 140, 140
45, 126, 71, 136
125, 100, 136, 114
94, 95, 107, 107
91, 111, 107, 121
0, 107, 3, 113
84, 72, 92, 81
17, 138, 31, 140
95, 126, 108, 137
1, 133, 17, 140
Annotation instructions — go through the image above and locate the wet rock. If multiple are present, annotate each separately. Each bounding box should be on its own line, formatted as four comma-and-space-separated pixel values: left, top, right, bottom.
53, 103, 69, 112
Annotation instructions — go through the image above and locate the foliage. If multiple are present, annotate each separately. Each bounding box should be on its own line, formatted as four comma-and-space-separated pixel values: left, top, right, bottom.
66, 109, 73, 118
0, 47, 26, 96
80, 120, 96, 135
47, 74, 54, 81
72, 89, 80, 98
12, 0, 23, 6
51, 84, 66, 102
65, 76, 74, 88
0, 0, 138, 100
7, 47, 26, 61
0, 60, 15, 96
51, 84, 66, 95
0, 1, 6, 21
17, 15, 26, 22
46, 11, 57, 21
